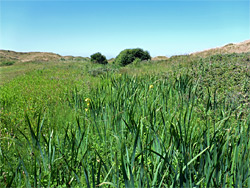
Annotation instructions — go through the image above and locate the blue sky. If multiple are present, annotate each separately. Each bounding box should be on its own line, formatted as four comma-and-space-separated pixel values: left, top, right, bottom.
0, 0, 249, 58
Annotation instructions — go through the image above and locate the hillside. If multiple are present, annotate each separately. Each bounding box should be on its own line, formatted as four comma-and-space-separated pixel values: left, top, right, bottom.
0, 50, 170, 63
0, 50, 88, 62
190, 39, 250, 57
1, 39, 249, 63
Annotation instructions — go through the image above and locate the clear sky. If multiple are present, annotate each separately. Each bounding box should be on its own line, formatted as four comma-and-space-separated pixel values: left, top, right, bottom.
0, 0, 249, 58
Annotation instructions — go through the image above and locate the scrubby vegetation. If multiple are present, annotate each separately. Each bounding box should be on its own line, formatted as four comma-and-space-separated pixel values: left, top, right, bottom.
0, 60, 15, 66
114, 48, 151, 66
90, 52, 108, 64
0, 52, 250, 187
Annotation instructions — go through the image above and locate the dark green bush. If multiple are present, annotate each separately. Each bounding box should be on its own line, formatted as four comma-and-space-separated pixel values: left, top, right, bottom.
90, 52, 108, 64
0, 61, 15, 66
209, 54, 223, 61
115, 48, 151, 66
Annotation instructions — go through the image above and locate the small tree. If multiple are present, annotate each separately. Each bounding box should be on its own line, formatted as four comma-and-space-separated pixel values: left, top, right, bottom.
114, 48, 151, 66
90, 52, 108, 64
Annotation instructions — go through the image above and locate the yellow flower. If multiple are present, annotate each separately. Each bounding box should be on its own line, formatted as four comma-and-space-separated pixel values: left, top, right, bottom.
87, 103, 90, 107
85, 108, 89, 112
149, 85, 154, 89
85, 98, 91, 102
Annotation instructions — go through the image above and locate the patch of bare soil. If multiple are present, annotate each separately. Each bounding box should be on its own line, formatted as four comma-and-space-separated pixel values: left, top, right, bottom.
152, 56, 169, 61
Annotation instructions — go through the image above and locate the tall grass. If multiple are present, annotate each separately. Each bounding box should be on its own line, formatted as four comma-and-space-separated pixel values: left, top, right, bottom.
1, 73, 249, 187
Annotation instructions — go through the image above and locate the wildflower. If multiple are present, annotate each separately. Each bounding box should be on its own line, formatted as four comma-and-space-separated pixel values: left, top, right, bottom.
85, 108, 89, 112
85, 98, 91, 102
149, 85, 154, 89
87, 103, 90, 107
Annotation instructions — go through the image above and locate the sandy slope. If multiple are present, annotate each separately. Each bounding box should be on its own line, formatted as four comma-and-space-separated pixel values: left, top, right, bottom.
0, 50, 88, 62
190, 39, 250, 57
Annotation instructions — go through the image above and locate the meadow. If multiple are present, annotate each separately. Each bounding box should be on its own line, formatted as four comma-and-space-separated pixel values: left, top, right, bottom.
1, 52, 250, 187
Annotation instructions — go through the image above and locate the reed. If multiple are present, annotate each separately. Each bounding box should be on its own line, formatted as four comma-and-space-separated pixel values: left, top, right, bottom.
1, 73, 249, 187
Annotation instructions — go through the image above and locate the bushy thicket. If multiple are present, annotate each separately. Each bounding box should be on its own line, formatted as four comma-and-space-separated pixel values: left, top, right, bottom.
115, 48, 151, 66
0, 60, 15, 66
90, 52, 108, 64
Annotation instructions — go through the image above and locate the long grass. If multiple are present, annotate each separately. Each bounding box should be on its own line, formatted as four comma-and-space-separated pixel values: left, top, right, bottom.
1, 71, 250, 187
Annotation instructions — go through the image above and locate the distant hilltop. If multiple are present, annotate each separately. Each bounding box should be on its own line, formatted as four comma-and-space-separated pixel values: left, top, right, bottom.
1, 39, 250, 63
0, 50, 89, 63
190, 39, 250, 57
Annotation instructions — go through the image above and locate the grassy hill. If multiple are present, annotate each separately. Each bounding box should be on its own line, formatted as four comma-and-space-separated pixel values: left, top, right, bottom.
0, 50, 89, 63
0, 50, 89, 85
0, 44, 250, 187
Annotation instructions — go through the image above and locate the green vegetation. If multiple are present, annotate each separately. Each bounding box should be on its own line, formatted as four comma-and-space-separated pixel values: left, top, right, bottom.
90, 52, 108, 64
0, 52, 250, 187
0, 60, 15, 66
114, 48, 151, 66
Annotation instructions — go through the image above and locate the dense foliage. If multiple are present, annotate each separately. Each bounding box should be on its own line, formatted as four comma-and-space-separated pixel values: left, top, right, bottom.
115, 48, 151, 66
90, 52, 108, 64
0, 52, 250, 187
0, 60, 15, 66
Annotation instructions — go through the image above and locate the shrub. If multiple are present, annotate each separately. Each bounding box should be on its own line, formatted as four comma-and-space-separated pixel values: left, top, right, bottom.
90, 52, 108, 64
209, 54, 223, 61
132, 58, 142, 65
0, 61, 15, 66
115, 48, 151, 66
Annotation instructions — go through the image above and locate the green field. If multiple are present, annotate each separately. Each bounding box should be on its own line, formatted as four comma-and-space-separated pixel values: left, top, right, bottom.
1, 53, 250, 187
